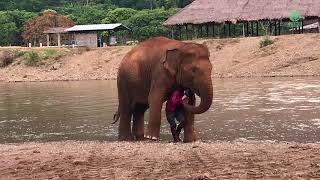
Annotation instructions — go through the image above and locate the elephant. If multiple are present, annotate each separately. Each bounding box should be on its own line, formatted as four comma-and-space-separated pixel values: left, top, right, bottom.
113, 36, 213, 142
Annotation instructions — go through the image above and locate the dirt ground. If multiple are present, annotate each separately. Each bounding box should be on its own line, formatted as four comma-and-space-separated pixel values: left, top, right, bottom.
0, 141, 320, 179
0, 34, 320, 82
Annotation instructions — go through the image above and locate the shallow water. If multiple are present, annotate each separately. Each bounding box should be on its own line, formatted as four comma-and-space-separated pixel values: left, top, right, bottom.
0, 78, 320, 143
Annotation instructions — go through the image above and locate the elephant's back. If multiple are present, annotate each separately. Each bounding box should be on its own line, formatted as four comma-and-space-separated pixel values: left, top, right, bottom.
117, 37, 183, 100
119, 37, 183, 69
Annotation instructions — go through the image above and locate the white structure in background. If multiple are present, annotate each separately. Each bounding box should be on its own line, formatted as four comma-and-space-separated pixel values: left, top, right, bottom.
65, 23, 130, 47
43, 23, 130, 48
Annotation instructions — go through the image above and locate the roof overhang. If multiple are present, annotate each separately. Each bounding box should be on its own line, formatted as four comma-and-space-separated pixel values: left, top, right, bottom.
43, 27, 69, 34
65, 23, 130, 32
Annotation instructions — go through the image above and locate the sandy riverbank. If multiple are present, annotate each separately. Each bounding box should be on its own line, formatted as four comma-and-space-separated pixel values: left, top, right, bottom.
0, 34, 320, 82
0, 141, 320, 179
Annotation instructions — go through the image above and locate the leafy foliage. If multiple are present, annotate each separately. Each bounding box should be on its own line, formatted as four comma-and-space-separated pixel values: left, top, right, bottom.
0, 0, 194, 46
23, 51, 41, 66
22, 10, 75, 46
260, 36, 274, 48
42, 49, 65, 60
127, 8, 179, 41
0, 10, 36, 46
54, 4, 112, 24
102, 8, 137, 24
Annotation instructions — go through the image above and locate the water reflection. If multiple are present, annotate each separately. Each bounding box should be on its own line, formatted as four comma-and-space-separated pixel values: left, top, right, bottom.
0, 78, 320, 143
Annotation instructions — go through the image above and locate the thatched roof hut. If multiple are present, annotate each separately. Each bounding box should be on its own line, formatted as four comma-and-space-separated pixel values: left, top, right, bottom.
164, 0, 320, 26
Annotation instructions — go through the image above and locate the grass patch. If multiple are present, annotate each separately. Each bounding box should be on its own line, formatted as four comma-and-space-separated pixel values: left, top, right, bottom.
14, 50, 27, 58
260, 36, 274, 48
13, 49, 66, 66
42, 49, 64, 60
23, 51, 42, 66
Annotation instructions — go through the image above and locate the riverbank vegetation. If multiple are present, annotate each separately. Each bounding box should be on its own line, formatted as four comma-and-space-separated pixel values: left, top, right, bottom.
0, 0, 194, 47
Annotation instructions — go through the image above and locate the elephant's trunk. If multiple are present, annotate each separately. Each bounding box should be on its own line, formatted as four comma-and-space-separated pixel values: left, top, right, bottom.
183, 80, 213, 114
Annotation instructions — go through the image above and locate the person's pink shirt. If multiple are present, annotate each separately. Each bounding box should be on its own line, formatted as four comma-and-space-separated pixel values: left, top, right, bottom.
166, 90, 183, 113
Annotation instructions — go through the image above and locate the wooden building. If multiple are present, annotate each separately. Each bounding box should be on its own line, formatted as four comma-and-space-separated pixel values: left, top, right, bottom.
163, 0, 320, 39
43, 27, 70, 47
65, 23, 130, 47
44, 23, 130, 48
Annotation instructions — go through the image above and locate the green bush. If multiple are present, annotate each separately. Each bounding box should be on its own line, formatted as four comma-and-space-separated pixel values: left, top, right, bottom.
14, 50, 27, 57
260, 36, 274, 48
42, 49, 63, 60
23, 51, 41, 66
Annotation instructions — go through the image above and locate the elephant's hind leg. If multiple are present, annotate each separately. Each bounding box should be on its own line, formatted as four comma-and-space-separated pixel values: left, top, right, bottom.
118, 110, 133, 141
132, 104, 149, 140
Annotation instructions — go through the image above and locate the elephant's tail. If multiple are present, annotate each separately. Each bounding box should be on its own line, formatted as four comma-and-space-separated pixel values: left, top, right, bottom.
111, 111, 120, 124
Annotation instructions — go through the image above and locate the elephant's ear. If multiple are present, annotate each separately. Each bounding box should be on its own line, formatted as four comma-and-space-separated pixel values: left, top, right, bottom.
162, 48, 181, 77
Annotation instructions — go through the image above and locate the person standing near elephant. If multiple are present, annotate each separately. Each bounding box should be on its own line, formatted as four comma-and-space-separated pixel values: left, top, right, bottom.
166, 88, 192, 142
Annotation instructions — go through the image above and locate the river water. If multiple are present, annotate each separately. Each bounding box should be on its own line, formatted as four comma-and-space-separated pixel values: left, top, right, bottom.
0, 78, 320, 143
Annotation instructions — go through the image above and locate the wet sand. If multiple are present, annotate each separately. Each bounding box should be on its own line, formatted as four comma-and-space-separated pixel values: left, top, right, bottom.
1, 141, 320, 179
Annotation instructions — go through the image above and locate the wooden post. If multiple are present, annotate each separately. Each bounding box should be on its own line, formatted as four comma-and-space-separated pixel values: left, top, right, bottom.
46, 34, 50, 47
251, 21, 254, 36
223, 23, 226, 37
196, 25, 199, 38
256, 21, 259, 36
269, 21, 272, 35
318, 18, 320, 33
179, 26, 182, 40
246, 22, 249, 36
278, 21, 281, 35
192, 24, 195, 39
298, 22, 301, 34
242, 23, 245, 37
274, 20, 278, 36
233, 23, 236, 37
212, 23, 215, 38
200, 24, 203, 38
228, 22, 231, 37
206, 24, 209, 37
186, 25, 189, 40
57, 33, 61, 48
301, 20, 304, 34
171, 28, 174, 39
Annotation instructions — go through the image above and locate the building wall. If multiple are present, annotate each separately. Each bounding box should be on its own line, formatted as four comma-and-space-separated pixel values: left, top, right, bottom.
74, 32, 97, 47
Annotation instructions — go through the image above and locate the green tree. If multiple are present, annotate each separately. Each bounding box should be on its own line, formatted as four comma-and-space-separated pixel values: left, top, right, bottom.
55, 4, 111, 24
22, 10, 74, 46
0, 10, 35, 46
126, 8, 179, 41
102, 8, 137, 24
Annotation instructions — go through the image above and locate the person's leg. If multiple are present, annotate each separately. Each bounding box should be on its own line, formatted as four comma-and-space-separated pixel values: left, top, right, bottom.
166, 112, 178, 141
175, 111, 186, 142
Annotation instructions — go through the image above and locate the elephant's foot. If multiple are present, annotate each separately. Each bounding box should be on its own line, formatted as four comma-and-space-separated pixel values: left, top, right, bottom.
118, 133, 134, 141
134, 134, 145, 141
183, 134, 198, 143
145, 126, 160, 141
183, 130, 198, 143
144, 135, 159, 141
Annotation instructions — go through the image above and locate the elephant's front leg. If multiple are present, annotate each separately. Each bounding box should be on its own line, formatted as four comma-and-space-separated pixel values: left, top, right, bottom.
183, 92, 198, 142
146, 91, 164, 140
183, 112, 198, 142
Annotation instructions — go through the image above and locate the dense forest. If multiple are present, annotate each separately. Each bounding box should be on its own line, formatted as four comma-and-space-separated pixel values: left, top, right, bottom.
0, 0, 193, 46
